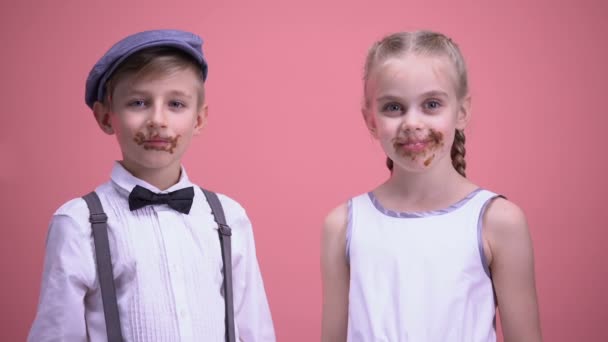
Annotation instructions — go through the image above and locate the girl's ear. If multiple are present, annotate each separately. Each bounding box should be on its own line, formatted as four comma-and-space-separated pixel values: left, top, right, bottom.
93, 101, 115, 135
456, 94, 471, 130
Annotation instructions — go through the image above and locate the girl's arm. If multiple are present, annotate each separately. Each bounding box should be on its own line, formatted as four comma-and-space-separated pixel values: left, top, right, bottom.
321, 203, 350, 342
484, 198, 543, 342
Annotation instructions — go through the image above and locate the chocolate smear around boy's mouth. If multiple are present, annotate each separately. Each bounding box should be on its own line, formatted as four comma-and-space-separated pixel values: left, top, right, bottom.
134, 132, 181, 154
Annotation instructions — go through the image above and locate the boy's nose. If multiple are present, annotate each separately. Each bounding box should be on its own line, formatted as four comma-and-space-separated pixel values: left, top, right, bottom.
147, 106, 168, 128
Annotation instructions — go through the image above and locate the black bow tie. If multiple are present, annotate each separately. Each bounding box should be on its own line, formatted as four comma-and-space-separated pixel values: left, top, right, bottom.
128, 185, 194, 214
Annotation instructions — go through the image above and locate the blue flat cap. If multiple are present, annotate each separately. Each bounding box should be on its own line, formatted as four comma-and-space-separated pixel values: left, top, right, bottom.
84, 29, 208, 109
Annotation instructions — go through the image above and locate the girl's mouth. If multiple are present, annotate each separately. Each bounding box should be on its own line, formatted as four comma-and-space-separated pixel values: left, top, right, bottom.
396, 140, 429, 153
392, 129, 444, 158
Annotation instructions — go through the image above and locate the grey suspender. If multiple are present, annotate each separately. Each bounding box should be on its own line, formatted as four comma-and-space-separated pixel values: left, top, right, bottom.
83, 192, 123, 342
82, 188, 236, 342
201, 189, 237, 342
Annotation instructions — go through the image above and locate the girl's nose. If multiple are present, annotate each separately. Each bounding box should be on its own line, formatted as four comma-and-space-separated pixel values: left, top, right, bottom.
400, 109, 424, 132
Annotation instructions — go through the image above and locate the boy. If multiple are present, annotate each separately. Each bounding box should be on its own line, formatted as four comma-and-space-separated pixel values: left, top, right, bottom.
29, 29, 275, 341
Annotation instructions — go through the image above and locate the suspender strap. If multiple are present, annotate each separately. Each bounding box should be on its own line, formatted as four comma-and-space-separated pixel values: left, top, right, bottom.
82, 192, 124, 342
201, 188, 236, 342
83, 189, 234, 342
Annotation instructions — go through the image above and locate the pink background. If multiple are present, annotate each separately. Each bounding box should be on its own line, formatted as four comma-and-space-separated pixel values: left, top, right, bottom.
1, 0, 607, 340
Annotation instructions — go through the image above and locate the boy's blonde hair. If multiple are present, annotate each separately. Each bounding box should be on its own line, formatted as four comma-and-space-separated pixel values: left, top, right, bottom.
104, 46, 206, 109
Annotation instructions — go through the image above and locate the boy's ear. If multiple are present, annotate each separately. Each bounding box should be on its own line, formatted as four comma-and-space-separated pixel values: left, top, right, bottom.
362, 106, 378, 139
193, 104, 208, 135
456, 94, 472, 130
93, 101, 115, 135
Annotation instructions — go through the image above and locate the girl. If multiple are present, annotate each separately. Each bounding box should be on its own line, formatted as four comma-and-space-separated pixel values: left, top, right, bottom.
321, 31, 542, 342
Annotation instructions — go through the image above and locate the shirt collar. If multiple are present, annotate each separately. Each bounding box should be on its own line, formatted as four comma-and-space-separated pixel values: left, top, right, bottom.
110, 161, 193, 197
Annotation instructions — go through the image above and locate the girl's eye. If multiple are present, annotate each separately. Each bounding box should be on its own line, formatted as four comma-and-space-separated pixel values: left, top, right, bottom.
424, 100, 442, 110
382, 103, 404, 113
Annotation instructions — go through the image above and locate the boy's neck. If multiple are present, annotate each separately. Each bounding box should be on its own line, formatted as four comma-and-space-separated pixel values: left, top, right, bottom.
119, 160, 182, 191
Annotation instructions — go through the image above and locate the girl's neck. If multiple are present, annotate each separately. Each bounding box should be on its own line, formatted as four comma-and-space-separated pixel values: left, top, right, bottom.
377, 162, 476, 212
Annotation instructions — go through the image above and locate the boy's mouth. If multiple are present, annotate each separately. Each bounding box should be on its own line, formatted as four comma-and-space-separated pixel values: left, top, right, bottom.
144, 138, 171, 149
134, 132, 181, 153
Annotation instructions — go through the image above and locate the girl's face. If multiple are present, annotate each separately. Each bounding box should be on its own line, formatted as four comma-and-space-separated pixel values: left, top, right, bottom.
363, 54, 470, 173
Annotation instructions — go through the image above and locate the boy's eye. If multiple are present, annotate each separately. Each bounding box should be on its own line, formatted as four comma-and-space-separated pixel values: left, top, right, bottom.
170, 101, 186, 109
128, 99, 147, 107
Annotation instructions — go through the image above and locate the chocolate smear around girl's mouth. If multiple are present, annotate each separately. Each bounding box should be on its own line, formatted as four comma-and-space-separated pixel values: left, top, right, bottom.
393, 129, 444, 161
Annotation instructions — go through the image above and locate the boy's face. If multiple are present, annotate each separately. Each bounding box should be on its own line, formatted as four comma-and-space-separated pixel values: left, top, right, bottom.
94, 67, 207, 178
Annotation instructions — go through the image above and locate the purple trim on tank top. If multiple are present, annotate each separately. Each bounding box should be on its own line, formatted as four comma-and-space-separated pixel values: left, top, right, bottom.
477, 194, 505, 279
346, 189, 504, 275
346, 198, 353, 264
367, 188, 484, 218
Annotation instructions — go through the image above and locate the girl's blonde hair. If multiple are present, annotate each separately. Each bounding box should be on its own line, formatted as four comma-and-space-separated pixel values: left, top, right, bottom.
363, 31, 468, 177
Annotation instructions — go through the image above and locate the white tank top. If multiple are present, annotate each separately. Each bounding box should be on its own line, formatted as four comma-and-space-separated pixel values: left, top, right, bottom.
346, 188, 500, 342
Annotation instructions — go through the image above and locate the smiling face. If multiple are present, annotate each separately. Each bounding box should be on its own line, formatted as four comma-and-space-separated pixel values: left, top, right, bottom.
363, 53, 469, 173
94, 66, 207, 177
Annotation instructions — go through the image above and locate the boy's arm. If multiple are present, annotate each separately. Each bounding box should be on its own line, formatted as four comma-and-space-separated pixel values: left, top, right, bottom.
28, 214, 94, 342
320, 203, 349, 342
231, 214, 276, 342
484, 198, 543, 342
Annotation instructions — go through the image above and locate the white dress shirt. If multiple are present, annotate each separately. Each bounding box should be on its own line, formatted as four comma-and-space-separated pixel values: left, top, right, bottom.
29, 162, 275, 342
